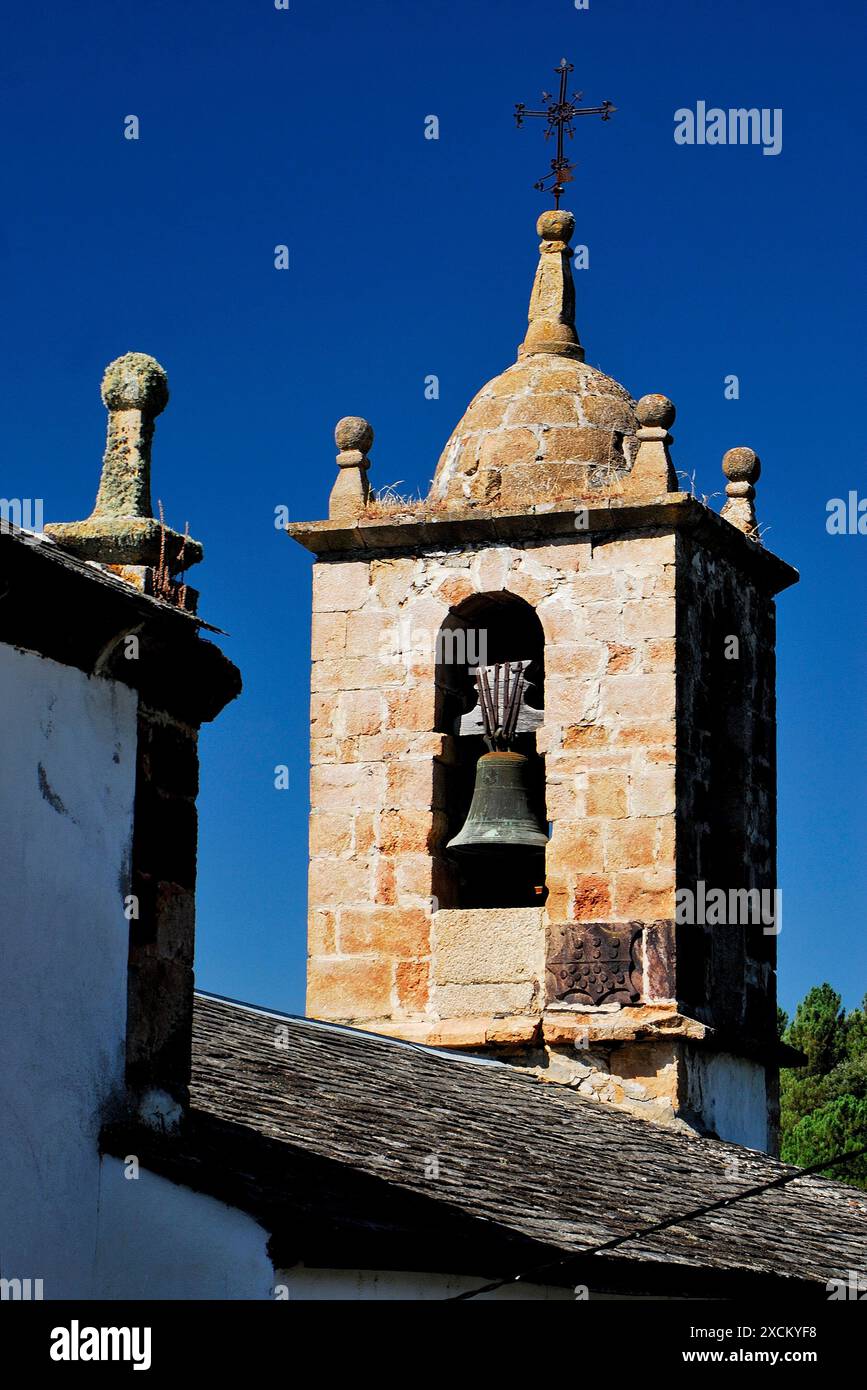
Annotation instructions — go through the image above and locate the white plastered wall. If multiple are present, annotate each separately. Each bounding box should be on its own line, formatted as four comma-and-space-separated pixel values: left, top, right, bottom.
0, 644, 138, 1297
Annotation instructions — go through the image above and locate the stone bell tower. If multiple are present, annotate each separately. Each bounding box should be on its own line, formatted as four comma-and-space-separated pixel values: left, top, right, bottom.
288, 208, 798, 1152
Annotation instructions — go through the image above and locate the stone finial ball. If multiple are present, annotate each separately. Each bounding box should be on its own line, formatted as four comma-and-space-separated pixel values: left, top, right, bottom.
335, 416, 374, 454
635, 394, 676, 430
722, 446, 761, 483
537, 209, 575, 244
101, 353, 169, 416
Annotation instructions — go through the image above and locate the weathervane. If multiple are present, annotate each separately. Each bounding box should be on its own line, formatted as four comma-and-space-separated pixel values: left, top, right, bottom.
514, 58, 616, 208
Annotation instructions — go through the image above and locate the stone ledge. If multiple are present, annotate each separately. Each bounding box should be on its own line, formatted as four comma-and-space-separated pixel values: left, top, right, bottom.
0, 525, 240, 726
345, 1015, 543, 1050
288, 495, 694, 555
542, 1007, 802, 1069
339, 1007, 798, 1069
286, 494, 798, 595
542, 1005, 708, 1046
46, 516, 203, 570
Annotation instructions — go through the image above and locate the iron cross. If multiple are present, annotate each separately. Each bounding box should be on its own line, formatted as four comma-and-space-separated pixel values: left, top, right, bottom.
514, 59, 616, 208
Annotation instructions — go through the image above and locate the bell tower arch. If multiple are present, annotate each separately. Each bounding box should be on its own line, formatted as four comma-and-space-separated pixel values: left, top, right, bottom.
434, 591, 547, 911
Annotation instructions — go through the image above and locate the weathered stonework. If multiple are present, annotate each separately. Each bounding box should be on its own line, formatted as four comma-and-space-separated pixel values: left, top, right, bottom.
432, 908, 546, 1018
674, 528, 778, 1051
720, 446, 761, 538
291, 206, 798, 1153
329, 416, 374, 521
46, 352, 202, 575
428, 210, 641, 511
297, 493, 797, 1149
304, 530, 680, 1026
430, 355, 638, 510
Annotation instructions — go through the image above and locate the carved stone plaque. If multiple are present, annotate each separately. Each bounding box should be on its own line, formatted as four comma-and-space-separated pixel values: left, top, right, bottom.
546, 922, 643, 1006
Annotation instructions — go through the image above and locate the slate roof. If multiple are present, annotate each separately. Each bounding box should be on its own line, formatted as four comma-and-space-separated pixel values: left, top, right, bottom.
170, 993, 867, 1297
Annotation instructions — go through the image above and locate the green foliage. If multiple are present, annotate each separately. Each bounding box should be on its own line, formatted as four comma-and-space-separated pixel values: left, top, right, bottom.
784, 1097, 867, 1185
780, 983, 867, 1189
784, 984, 846, 1076
845, 994, 867, 1061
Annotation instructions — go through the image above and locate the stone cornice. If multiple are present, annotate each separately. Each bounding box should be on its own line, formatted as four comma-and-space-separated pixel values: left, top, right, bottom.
340, 1009, 800, 1068
287, 492, 799, 595
0, 525, 240, 726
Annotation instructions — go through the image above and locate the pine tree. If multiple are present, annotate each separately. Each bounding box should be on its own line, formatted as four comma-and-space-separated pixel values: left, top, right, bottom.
845, 993, 867, 1061
785, 1097, 867, 1186
784, 984, 846, 1076
780, 983, 867, 1189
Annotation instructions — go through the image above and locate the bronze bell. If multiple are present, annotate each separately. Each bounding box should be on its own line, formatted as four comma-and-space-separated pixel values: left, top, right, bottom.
447, 750, 549, 856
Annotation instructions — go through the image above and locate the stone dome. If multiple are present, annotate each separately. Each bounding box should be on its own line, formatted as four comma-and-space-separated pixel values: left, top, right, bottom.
429, 354, 637, 509
428, 210, 638, 510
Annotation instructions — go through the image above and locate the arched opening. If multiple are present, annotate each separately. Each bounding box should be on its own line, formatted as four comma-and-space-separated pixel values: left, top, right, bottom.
434, 592, 547, 909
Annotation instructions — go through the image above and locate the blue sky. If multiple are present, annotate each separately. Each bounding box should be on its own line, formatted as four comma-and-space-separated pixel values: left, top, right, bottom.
3, 0, 864, 1016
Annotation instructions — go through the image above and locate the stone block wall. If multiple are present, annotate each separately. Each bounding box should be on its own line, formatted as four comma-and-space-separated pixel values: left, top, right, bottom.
675, 531, 778, 1045
431, 907, 546, 1022
306, 529, 679, 1030
537, 531, 677, 933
